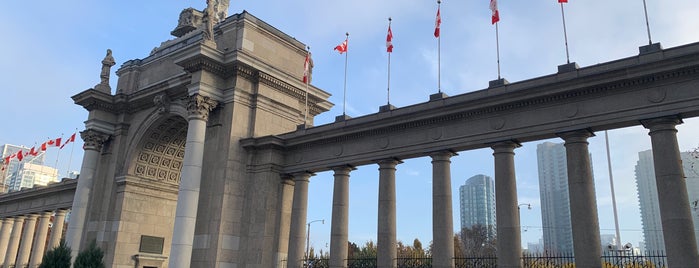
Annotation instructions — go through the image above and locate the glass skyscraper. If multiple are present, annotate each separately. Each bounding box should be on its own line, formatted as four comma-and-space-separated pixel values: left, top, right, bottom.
459, 174, 496, 237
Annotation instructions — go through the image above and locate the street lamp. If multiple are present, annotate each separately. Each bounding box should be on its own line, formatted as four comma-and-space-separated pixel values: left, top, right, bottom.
518, 203, 531, 210
305, 219, 324, 267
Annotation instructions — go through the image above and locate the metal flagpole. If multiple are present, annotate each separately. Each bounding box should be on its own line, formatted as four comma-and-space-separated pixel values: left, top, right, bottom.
343, 32, 349, 116
65, 130, 77, 178
560, 2, 571, 64
495, 23, 501, 80
437, 0, 442, 93
53, 134, 63, 171
642, 0, 653, 45
605, 130, 623, 250
304, 46, 310, 125
387, 18, 391, 105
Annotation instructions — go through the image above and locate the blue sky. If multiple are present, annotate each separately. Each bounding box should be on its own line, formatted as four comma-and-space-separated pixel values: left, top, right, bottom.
1, 0, 698, 252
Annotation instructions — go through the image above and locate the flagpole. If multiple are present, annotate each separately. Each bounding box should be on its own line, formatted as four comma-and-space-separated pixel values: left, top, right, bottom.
495, 22, 501, 80
53, 134, 63, 171
387, 18, 392, 106
304, 46, 310, 125
642, 0, 653, 45
66, 130, 77, 178
560, 2, 571, 64
343, 32, 349, 116
437, 0, 442, 93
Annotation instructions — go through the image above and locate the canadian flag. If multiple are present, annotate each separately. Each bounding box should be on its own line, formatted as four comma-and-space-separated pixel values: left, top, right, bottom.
302, 52, 312, 84
490, 0, 500, 24
60, 133, 77, 149
386, 25, 393, 53
17, 150, 24, 161
334, 39, 348, 54
29, 147, 38, 156
434, 7, 442, 38
558, 0, 568, 2
42, 137, 62, 151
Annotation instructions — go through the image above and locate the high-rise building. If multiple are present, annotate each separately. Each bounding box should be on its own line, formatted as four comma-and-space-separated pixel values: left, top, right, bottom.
635, 149, 699, 253
537, 142, 574, 254
10, 162, 59, 191
459, 174, 496, 237
1, 144, 47, 193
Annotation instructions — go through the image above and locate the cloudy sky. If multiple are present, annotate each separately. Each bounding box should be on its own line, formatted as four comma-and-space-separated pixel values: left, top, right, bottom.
1, 0, 698, 252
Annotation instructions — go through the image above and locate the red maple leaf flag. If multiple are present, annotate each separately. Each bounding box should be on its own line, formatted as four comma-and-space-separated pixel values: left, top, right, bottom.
559, 0, 568, 2
302, 52, 312, 84
386, 25, 394, 53
334, 39, 348, 54
434, 7, 442, 38
60, 132, 77, 149
17, 150, 24, 161
29, 147, 38, 156
490, 0, 500, 24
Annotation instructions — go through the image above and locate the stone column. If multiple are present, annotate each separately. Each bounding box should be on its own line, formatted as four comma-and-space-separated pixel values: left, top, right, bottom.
65, 129, 109, 258
642, 117, 699, 267
491, 141, 522, 268
16, 214, 39, 268
558, 130, 601, 268
48, 209, 69, 250
29, 211, 53, 267
3, 216, 25, 268
330, 166, 353, 268
287, 172, 313, 268
430, 151, 456, 268
0, 217, 14, 265
168, 94, 218, 268
276, 177, 295, 268
377, 159, 401, 268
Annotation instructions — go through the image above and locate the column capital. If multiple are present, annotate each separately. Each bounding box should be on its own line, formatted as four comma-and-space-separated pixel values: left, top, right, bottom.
187, 93, 218, 121
332, 165, 356, 175
641, 116, 683, 132
80, 129, 110, 152
490, 140, 521, 154
377, 158, 403, 169
55, 209, 70, 217
290, 171, 315, 183
557, 128, 595, 144
429, 150, 457, 161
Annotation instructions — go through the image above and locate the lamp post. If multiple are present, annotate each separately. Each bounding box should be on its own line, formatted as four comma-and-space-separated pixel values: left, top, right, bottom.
518, 203, 531, 211
305, 219, 324, 267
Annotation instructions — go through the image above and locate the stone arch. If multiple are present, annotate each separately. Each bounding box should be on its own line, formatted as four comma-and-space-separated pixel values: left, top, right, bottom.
125, 109, 189, 185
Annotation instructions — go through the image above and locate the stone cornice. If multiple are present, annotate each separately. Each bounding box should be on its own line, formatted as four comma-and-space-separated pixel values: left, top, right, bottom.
240, 42, 699, 173
0, 179, 77, 217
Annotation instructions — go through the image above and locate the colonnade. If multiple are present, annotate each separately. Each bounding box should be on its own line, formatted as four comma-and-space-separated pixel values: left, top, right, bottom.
282, 116, 698, 268
0, 209, 69, 268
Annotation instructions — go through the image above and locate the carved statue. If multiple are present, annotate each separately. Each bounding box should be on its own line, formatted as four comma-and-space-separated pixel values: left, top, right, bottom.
100, 49, 116, 85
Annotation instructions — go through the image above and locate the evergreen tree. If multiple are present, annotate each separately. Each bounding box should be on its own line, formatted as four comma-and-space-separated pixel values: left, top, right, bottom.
39, 240, 72, 268
73, 240, 105, 268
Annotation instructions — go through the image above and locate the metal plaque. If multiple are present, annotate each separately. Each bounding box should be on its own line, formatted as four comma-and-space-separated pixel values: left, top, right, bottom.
139, 235, 164, 254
